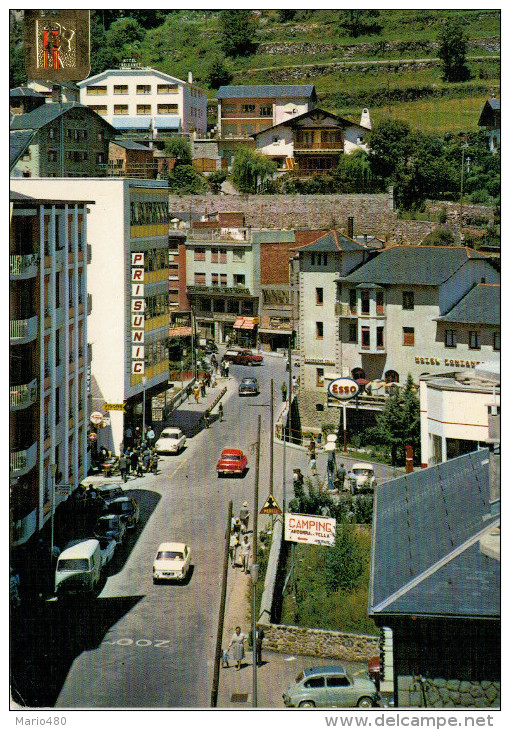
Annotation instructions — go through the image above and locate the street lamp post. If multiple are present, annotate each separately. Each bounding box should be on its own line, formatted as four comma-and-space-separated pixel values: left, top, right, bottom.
251, 562, 259, 708
50, 463, 57, 560
142, 376, 147, 440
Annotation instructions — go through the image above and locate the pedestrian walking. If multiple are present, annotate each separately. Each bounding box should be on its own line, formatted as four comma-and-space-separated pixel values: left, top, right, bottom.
309, 453, 317, 476
327, 450, 337, 490
194, 385, 200, 404
221, 648, 230, 668
232, 518, 241, 541
240, 534, 251, 573
203, 410, 210, 429
228, 626, 247, 671
292, 375, 298, 394
281, 381, 288, 402
186, 383, 192, 402
142, 446, 151, 473
200, 380, 206, 398
239, 502, 250, 533
229, 526, 239, 567
337, 462, 347, 491
225, 360, 230, 378
146, 426, 155, 448
129, 449, 139, 475
118, 452, 128, 483
308, 436, 316, 460
124, 426, 133, 448
211, 353, 217, 369
255, 626, 265, 666
218, 402, 224, 422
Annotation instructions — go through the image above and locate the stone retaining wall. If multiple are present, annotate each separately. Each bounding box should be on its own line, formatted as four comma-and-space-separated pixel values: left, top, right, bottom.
399, 676, 500, 709
261, 623, 379, 661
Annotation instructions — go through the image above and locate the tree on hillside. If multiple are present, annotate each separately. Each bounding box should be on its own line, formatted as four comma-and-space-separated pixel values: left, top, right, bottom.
438, 17, 470, 82
338, 10, 381, 38
421, 228, 456, 246
205, 56, 233, 90
368, 119, 414, 180
167, 165, 207, 195
368, 374, 420, 466
105, 17, 145, 63
164, 137, 193, 167
231, 148, 277, 194
219, 10, 257, 57
207, 170, 227, 194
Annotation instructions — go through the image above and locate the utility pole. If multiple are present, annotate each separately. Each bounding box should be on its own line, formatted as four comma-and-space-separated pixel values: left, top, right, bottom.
270, 379, 274, 493
252, 414, 261, 707
210, 500, 233, 707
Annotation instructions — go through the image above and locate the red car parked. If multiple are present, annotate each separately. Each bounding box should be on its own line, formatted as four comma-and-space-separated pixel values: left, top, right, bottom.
216, 448, 248, 477
223, 349, 263, 366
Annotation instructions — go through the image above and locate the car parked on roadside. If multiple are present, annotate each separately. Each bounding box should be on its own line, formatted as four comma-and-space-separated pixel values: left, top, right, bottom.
282, 665, 378, 708
222, 349, 263, 366
153, 542, 191, 583
238, 376, 260, 396
93, 514, 126, 545
155, 427, 186, 454
107, 496, 140, 529
89, 483, 124, 507
348, 463, 377, 494
216, 448, 248, 477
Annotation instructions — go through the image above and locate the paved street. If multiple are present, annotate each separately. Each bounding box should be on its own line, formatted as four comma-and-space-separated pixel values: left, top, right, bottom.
11, 353, 395, 709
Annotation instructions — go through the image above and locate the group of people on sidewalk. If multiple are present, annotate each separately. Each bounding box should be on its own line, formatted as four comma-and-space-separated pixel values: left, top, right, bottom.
223, 625, 265, 671
229, 502, 251, 571
305, 437, 347, 489
118, 443, 159, 481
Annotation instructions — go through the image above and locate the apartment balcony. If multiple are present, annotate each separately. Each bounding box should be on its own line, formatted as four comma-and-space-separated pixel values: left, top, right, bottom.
294, 142, 343, 151
10, 253, 39, 279
10, 315, 38, 344
335, 302, 357, 317
87, 293, 92, 315
10, 378, 38, 411
10, 442, 38, 478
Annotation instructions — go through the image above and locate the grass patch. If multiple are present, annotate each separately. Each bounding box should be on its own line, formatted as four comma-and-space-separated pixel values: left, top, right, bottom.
280, 527, 378, 636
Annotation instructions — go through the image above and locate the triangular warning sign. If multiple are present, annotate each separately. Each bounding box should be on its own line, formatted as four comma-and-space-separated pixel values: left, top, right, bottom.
260, 493, 282, 515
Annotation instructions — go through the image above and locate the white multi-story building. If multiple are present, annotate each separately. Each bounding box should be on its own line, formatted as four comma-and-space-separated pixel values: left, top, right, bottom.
10, 188, 91, 544
78, 66, 207, 137
297, 244, 500, 395
11, 178, 172, 454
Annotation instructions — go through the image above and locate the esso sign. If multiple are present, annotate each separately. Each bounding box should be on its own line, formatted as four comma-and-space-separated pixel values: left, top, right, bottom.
328, 377, 360, 401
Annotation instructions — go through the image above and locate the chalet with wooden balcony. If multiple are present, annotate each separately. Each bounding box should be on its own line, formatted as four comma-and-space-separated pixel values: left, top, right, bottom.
253, 107, 370, 176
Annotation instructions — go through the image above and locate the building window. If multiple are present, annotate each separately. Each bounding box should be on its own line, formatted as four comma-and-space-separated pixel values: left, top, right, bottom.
49, 127, 55, 139
444, 329, 456, 348
469, 330, 481, 350
89, 105, 107, 115
493, 332, 500, 351
241, 104, 256, 113
220, 273, 227, 287
349, 288, 357, 313
232, 248, 245, 262
211, 273, 219, 286
158, 84, 178, 94
137, 104, 151, 114
219, 248, 227, 264
194, 272, 206, 285
348, 323, 357, 342
403, 327, 415, 346
113, 84, 128, 94
376, 326, 384, 349
137, 85, 151, 95
233, 274, 245, 287
316, 368, 324, 387
158, 104, 178, 114
403, 290, 415, 310
316, 287, 324, 305
316, 322, 324, 339
361, 326, 370, 349
376, 290, 384, 314
87, 85, 107, 95
361, 290, 370, 315
260, 104, 273, 117
194, 247, 206, 261
48, 150, 58, 162
97, 152, 106, 164
97, 130, 104, 142
211, 248, 219, 263
114, 105, 129, 115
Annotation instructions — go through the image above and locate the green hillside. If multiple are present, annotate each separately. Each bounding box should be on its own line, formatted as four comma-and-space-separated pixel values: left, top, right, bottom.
10, 9, 500, 135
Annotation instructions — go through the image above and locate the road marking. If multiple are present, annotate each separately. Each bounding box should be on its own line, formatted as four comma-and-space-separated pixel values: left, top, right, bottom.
102, 638, 171, 648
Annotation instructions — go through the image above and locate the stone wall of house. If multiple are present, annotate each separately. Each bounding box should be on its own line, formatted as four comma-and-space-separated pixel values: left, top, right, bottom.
398, 675, 500, 709
261, 623, 379, 661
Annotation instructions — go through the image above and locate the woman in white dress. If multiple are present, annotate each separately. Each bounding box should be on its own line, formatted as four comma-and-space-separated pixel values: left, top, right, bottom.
228, 626, 246, 670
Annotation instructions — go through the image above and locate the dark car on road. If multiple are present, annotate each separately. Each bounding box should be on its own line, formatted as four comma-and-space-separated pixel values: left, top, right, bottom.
238, 377, 260, 396
223, 349, 263, 366
93, 514, 126, 544
107, 496, 140, 529
90, 484, 124, 507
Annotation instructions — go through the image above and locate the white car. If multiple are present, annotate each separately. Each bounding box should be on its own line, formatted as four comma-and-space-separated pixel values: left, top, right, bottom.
153, 542, 191, 583
154, 427, 186, 454
348, 462, 377, 493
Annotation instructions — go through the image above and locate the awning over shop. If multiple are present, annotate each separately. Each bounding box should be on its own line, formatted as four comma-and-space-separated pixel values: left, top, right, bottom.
233, 316, 259, 330
154, 115, 181, 130
168, 326, 192, 337
258, 328, 292, 335
112, 116, 152, 130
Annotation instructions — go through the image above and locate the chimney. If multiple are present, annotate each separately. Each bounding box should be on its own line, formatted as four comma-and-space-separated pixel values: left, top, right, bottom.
347, 217, 354, 239
360, 107, 372, 130
188, 71, 193, 84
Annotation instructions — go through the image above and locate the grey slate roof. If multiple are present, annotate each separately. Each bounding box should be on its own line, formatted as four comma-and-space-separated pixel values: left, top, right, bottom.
369, 448, 500, 619
10, 102, 115, 133
252, 230, 295, 244
10, 86, 45, 98
296, 230, 377, 253
341, 245, 489, 286
10, 130, 36, 170
436, 283, 500, 325
252, 107, 369, 137
111, 138, 152, 151
217, 84, 316, 100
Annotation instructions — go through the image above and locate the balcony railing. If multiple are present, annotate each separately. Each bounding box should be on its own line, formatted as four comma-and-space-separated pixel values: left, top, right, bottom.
10, 253, 39, 278
10, 315, 38, 343
335, 302, 357, 317
10, 442, 38, 476
294, 141, 343, 151
10, 378, 38, 410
